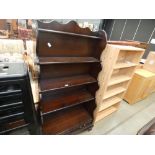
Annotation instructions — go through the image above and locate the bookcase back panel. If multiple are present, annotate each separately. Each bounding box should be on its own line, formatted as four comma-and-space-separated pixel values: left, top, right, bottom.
40, 64, 91, 79
111, 67, 135, 77
107, 81, 129, 91
117, 50, 143, 64
37, 32, 100, 57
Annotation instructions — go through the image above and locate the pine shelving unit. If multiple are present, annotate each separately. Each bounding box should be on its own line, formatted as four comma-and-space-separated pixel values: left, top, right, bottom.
94, 44, 145, 122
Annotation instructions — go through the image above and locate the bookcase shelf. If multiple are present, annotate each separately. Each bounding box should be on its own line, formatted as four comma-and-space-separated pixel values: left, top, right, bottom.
108, 75, 131, 86
95, 104, 119, 122
38, 28, 102, 39
40, 74, 97, 93
36, 20, 107, 134
114, 62, 136, 69
99, 96, 122, 111
39, 57, 99, 64
41, 89, 94, 115
103, 87, 126, 100
42, 105, 92, 135
95, 44, 145, 122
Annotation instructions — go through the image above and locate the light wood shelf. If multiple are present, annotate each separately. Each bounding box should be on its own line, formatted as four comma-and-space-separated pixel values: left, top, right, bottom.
94, 44, 145, 123
40, 74, 97, 93
95, 106, 118, 122
108, 75, 131, 86
99, 97, 122, 111
114, 62, 136, 69
103, 87, 126, 100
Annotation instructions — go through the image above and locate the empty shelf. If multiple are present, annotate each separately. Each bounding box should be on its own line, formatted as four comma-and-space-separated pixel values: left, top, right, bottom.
38, 28, 102, 39
95, 106, 118, 122
40, 75, 97, 93
99, 97, 122, 111
42, 105, 92, 135
39, 57, 99, 64
108, 75, 131, 86
114, 62, 137, 69
41, 89, 94, 115
103, 87, 126, 99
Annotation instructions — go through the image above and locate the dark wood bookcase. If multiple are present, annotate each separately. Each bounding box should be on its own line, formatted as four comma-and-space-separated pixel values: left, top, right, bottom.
36, 20, 107, 134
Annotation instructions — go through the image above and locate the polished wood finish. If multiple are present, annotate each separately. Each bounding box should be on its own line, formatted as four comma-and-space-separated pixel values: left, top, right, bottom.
41, 89, 94, 115
36, 20, 107, 134
39, 57, 99, 64
40, 75, 97, 92
42, 105, 92, 135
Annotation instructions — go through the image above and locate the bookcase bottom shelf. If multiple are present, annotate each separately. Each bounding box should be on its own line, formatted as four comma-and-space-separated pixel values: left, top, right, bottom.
99, 97, 122, 111
95, 103, 120, 122
42, 105, 93, 135
41, 89, 94, 115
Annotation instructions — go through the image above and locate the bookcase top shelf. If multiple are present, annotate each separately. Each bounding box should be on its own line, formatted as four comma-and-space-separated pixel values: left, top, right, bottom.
38, 28, 103, 39
109, 44, 145, 51
37, 20, 106, 40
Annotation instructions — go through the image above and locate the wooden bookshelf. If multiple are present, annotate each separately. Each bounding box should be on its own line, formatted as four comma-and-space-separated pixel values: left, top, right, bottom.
99, 96, 122, 111
94, 44, 145, 122
40, 75, 97, 93
103, 87, 126, 99
36, 20, 107, 134
114, 62, 136, 69
108, 75, 131, 86
95, 104, 118, 122
39, 57, 99, 64
41, 89, 94, 115
42, 105, 92, 135
38, 28, 103, 39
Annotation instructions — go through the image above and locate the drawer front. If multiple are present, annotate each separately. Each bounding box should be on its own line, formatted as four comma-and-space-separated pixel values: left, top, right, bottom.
0, 93, 22, 106
0, 84, 22, 98
0, 104, 24, 116
0, 105, 24, 124
0, 101, 23, 111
